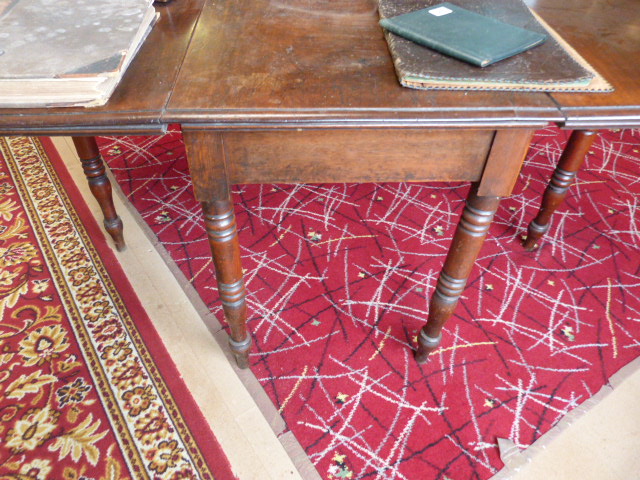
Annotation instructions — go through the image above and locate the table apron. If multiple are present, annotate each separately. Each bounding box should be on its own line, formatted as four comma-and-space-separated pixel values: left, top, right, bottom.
216, 128, 495, 185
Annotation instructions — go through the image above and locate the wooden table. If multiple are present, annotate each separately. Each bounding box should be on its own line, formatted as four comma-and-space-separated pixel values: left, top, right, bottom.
0, 0, 637, 368
164, 0, 562, 367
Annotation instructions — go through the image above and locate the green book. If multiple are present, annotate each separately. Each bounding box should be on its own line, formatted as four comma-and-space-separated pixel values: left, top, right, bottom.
379, 2, 547, 67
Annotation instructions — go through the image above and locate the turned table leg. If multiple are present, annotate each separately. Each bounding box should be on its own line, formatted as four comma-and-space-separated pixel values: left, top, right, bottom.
202, 200, 250, 368
416, 183, 500, 363
523, 130, 597, 251
183, 130, 251, 368
72, 136, 125, 251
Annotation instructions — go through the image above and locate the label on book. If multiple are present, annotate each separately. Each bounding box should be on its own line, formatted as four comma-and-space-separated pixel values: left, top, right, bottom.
428, 6, 452, 16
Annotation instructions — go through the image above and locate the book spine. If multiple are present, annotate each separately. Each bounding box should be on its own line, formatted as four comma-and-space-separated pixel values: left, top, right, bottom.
380, 19, 488, 67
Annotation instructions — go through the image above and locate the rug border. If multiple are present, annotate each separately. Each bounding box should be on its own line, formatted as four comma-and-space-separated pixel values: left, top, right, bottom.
39, 136, 237, 480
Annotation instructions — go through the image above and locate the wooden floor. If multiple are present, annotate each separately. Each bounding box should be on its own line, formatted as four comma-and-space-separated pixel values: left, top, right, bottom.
54, 137, 640, 480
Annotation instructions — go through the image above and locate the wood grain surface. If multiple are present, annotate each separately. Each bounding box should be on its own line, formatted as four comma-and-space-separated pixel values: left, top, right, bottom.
0, 0, 637, 133
167, 0, 559, 128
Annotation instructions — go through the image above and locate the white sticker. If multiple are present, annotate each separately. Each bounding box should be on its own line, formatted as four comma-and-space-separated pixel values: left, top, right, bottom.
429, 6, 453, 16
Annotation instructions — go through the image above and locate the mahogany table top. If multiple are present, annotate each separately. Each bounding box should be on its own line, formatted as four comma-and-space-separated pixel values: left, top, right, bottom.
165, 0, 559, 129
0, 0, 638, 134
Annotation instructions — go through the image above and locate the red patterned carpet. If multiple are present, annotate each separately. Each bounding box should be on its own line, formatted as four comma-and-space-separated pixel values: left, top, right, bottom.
97, 127, 640, 480
0, 137, 235, 480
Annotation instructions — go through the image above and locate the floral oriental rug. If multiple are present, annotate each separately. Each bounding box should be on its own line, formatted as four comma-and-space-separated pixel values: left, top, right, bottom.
96, 127, 640, 480
0, 137, 235, 480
